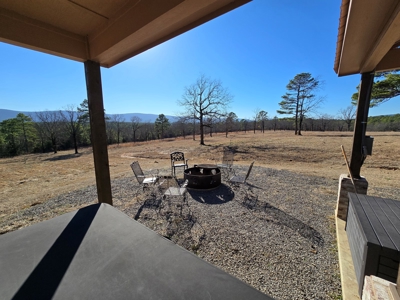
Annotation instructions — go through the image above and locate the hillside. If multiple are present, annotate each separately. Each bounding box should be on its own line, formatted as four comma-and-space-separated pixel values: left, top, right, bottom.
0, 109, 178, 123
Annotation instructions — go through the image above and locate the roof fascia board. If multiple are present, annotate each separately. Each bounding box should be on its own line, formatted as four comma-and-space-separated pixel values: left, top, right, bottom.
0, 8, 87, 62
334, 0, 350, 75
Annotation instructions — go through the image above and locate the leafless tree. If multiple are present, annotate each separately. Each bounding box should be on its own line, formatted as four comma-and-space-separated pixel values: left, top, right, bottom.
252, 108, 261, 134
338, 105, 356, 131
35, 111, 62, 153
204, 116, 214, 137
317, 114, 334, 131
109, 114, 124, 145
272, 116, 278, 131
178, 75, 232, 145
60, 105, 82, 154
130, 116, 141, 143
240, 119, 249, 133
175, 116, 190, 139
225, 112, 238, 137
257, 110, 268, 133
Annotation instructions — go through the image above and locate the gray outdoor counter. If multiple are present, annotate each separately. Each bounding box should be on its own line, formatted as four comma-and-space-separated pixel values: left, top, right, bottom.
0, 203, 273, 300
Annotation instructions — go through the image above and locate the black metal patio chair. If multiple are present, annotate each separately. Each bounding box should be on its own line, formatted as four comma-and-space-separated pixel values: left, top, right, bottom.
170, 151, 189, 177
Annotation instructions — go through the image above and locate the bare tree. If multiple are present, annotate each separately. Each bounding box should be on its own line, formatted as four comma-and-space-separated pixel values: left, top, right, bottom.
240, 119, 249, 133
191, 110, 196, 141
338, 105, 356, 131
317, 114, 333, 131
204, 116, 214, 137
225, 112, 238, 137
257, 110, 268, 133
130, 116, 141, 143
142, 122, 155, 141
175, 116, 190, 139
178, 75, 232, 145
33, 121, 47, 153
252, 108, 261, 134
109, 114, 124, 145
60, 105, 82, 154
35, 111, 62, 153
272, 116, 278, 131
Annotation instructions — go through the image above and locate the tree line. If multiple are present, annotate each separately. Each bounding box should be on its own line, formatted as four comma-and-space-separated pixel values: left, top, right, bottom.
2, 71, 399, 158
2, 107, 398, 158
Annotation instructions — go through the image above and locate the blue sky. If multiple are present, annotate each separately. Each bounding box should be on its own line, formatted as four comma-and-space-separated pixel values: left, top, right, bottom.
0, 0, 398, 119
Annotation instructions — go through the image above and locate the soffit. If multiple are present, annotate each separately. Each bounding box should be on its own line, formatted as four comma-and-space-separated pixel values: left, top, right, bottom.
0, 0, 251, 67
334, 0, 400, 76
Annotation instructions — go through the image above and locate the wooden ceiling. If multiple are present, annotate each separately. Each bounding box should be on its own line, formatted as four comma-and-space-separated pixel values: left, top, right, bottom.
334, 0, 400, 76
0, 0, 251, 67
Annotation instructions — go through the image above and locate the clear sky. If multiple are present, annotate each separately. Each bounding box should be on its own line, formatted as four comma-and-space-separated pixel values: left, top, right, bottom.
0, 0, 398, 119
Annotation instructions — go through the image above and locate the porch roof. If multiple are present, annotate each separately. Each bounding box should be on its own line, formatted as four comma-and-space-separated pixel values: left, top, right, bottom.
0, 0, 250, 67
334, 0, 400, 76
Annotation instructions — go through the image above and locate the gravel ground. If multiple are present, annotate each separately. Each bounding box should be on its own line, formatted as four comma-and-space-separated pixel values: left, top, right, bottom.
2, 166, 400, 299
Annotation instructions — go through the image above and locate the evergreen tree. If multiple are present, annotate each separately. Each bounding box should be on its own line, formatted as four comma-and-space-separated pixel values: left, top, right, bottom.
154, 114, 170, 139
0, 118, 20, 156
0, 114, 36, 156
352, 71, 400, 107
277, 73, 322, 135
15, 113, 36, 153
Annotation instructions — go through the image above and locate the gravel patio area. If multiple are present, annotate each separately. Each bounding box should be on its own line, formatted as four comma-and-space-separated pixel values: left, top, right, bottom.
119, 166, 342, 299
4, 165, 399, 299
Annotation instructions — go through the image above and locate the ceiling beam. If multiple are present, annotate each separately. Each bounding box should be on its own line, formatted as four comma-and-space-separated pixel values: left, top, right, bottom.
95, 0, 251, 67
0, 8, 87, 62
360, 2, 400, 73
0, 0, 251, 67
88, 0, 184, 63
376, 48, 400, 72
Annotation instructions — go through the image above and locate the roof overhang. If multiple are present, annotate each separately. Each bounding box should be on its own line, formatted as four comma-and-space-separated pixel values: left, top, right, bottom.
334, 0, 400, 76
0, 0, 251, 68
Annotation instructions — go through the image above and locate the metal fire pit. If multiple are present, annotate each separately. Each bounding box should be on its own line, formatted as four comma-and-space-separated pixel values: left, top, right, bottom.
184, 165, 221, 190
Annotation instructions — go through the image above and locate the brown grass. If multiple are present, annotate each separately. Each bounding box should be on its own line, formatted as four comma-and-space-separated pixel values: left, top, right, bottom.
1, 131, 399, 220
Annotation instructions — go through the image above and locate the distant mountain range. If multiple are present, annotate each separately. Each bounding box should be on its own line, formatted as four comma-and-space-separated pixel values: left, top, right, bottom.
0, 109, 179, 123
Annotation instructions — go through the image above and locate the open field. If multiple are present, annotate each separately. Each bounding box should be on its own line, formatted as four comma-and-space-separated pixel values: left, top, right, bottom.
1, 130, 400, 299
1, 130, 399, 220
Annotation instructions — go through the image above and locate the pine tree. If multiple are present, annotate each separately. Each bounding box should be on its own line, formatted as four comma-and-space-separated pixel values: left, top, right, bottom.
154, 114, 170, 139
277, 73, 322, 135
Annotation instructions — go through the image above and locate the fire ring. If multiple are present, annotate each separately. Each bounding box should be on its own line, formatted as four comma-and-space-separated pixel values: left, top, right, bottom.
184, 165, 221, 190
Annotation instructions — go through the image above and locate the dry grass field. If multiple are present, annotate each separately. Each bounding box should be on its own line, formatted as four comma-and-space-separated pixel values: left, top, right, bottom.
1, 130, 399, 299
1, 130, 399, 221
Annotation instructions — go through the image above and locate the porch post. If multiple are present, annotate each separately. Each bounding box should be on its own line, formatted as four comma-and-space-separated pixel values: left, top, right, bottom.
84, 60, 113, 205
349, 72, 374, 179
